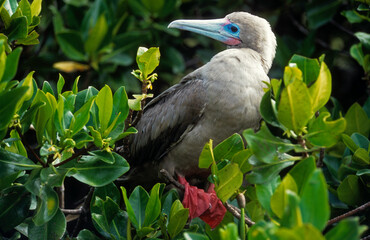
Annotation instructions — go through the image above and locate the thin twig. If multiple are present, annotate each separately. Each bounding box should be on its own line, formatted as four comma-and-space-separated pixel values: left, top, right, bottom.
326, 201, 370, 227
297, 136, 309, 158
53, 145, 92, 167
330, 20, 355, 37
224, 202, 255, 226
61, 207, 83, 215
58, 183, 65, 209
15, 126, 47, 167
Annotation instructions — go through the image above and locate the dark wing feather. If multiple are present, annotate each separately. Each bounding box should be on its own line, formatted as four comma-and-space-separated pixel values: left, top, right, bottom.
130, 75, 206, 166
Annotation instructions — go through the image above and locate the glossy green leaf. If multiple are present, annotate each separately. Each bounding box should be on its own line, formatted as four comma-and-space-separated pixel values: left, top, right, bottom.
355, 32, 370, 49
199, 139, 214, 169
337, 175, 362, 206
70, 97, 94, 136
67, 152, 129, 187
271, 174, 298, 219
112, 86, 129, 125
231, 149, 252, 173
144, 183, 161, 227
18, 0, 31, 24
184, 232, 210, 240
260, 90, 281, 128
299, 170, 329, 230
344, 102, 370, 136
89, 150, 115, 164
30, 0, 42, 17
7, 16, 28, 42
214, 133, 244, 162
277, 79, 314, 134
325, 217, 367, 240
308, 61, 332, 112
246, 200, 264, 222
0, 186, 31, 232
353, 148, 370, 165
246, 160, 294, 184
219, 223, 239, 240
341, 10, 363, 23
306, 112, 346, 147
84, 14, 108, 55
255, 175, 280, 216
137, 47, 160, 78
91, 196, 120, 235
77, 229, 101, 240
168, 200, 189, 238
0, 86, 28, 130
350, 43, 365, 68
243, 123, 296, 163
129, 186, 149, 228
275, 224, 325, 240
32, 185, 59, 226
283, 64, 302, 86
121, 186, 138, 229
56, 74, 65, 96
289, 157, 316, 195
280, 191, 302, 228
96, 85, 113, 133
2, 46, 22, 83
28, 208, 66, 240
215, 163, 243, 202
32, 89, 53, 144
289, 55, 320, 85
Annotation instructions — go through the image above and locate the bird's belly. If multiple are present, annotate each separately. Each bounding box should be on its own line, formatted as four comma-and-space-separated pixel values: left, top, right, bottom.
160, 81, 263, 178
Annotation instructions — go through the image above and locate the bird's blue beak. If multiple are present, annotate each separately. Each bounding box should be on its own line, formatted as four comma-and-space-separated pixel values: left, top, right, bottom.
168, 17, 242, 46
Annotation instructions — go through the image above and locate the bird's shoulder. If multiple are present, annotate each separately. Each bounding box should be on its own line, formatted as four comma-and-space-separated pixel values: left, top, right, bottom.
130, 73, 207, 165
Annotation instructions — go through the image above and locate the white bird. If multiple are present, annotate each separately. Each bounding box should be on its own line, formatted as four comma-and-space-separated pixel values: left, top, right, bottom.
128, 12, 276, 188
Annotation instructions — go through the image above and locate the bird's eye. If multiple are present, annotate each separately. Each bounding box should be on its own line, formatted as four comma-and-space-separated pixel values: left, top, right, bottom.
231, 26, 238, 33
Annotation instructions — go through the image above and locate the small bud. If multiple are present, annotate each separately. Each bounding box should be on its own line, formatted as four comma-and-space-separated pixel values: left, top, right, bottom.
237, 193, 246, 209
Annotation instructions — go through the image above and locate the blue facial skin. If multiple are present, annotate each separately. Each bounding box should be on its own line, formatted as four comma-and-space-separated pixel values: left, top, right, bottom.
224, 23, 240, 38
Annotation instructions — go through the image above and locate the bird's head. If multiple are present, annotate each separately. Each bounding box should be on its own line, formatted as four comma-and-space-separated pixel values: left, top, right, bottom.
168, 12, 276, 71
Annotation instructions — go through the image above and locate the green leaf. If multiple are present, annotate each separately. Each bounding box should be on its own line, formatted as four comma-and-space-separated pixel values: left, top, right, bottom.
84, 14, 108, 55
0, 186, 31, 232
308, 61, 332, 112
353, 148, 370, 165
231, 149, 252, 174
144, 183, 161, 227
121, 186, 138, 229
0, 86, 28, 130
213, 133, 244, 162
215, 163, 243, 202
337, 175, 362, 206
70, 97, 94, 136
280, 190, 302, 228
246, 160, 294, 184
270, 174, 298, 219
2, 46, 22, 83
289, 157, 316, 195
89, 150, 115, 164
18, 0, 31, 24
129, 186, 149, 229
96, 85, 113, 133
306, 112, 346, 147
56, 30, 86, 61
199, 139, 214, 169
32, 185, 59, 226
341, 10, 363, 24
325, 217, 367, 240
77, 229, 101, 240
355, 32, 370, 49
7, 16, 28, 42
168, 200, 189, 239
30, 0, 42, 17
184, 232, 210, 240
56, 74, 65, 96
306, 0, 341, 29
260, 90, 281, 128
219, 223, 239, 240
344, 102, 370, 136
283, 64, 302, 86
67, 152, 129, 187
277, 79, 314, 134
28, 208, 66, 240
243, 123, 296, 163
112, 86, 129, 125
350, 43, 365, 68
255, 175, 280, 216
137, 47, 160, 78
289, 55, 320, 85
299, 169, 330, 231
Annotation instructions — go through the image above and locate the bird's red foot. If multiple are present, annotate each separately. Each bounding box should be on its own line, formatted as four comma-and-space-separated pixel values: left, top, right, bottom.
178, 175, 226, 229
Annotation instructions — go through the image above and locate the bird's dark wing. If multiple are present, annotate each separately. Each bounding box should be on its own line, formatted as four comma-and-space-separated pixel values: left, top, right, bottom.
130, 74, 206, 166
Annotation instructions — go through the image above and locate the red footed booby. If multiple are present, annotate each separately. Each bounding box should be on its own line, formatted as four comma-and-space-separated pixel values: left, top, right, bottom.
128, 12, 276, 189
